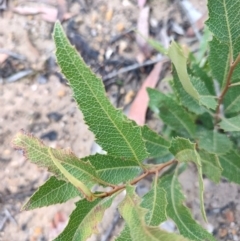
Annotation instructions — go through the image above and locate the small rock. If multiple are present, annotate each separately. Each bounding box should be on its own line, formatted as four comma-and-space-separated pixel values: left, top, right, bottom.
41, 131, 58, 141
219, 228, 228, 238
36, 74, 48, 84
47, 112, 63, 122
105, 9, 113, 21
116, 22, 124, 32
57, 89, 66, 98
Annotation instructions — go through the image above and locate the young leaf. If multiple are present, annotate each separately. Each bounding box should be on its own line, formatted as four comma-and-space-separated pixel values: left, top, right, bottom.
148, 88, 196, 137
141, 125, 171, 159
198, 129, 232, 155
168, 41, 199, 99
219, 150, 240, 184
48, 148, 97, 201
83, 154, 142, 185
119, 185, 190, 241
198, 150, 223, 183
12, 131, 62, 177
169, 137, 207, 221
23, 176, 80, 210
115, 224, 132, 241
54, 195, 115, 241
159, 173, 217, 241
53, 22, 147, 163
219, 116, 240, 131
140, 177, 167, 225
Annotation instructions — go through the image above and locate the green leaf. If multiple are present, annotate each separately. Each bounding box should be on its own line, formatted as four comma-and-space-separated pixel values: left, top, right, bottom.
206, 0, 240, 45
198, 150, 223, 183
53, 22, 147, 163
12, 131, 63, 177
54, 196, 115, 241
172, 70, 205, 115
140, 177, 167, 225
148, 88, 196, 137
169, 137, 207, 221
208, 36, 230, 87
219, 150, 240, 184
198, 129, 233, 155
191, 76, 217, 110
119, 185, 190, 241
83, 154, 142, 185
142, 125, 171, 159
115, 225, 132, 241
146, 37, 167, 55
224, 86, 240, 115
22, 177, 80, 210
159, 173, 217, 241
168, 41, 199, 99
48, 148, 101, 201
219, 116, 240, 131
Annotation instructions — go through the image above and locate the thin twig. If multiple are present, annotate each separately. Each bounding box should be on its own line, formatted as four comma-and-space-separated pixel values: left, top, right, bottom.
94, 159, 177, 198
103, 55, 168, 82
215, 53, 240, 124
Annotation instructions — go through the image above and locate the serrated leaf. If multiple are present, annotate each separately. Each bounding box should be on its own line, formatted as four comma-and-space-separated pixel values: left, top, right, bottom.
53, 22, 147, 163
224, 86, 240, 115
198, 129, 232, 155
172, 70, 205, 115
23, 176, 80, 210
206, 1, 240, 88
159, 173, 217, 241
219, 116, 240, 131
119, 185, 190, 241
169, 137, 207, 221
191, 76, 217, 110
206, 0, 240, 44
168, 41, 199, 99
83, 154, 142, 185
198, 150, 222, 183
219, 150, 240, 184
208, 36, 230, 87
140, 178, 167, 225
142, 125, 171, 159
12, 131, 63, 177
54, 195, 115, 241
48, 148, 102, 201
115, 224, 132, 241
148, 88, 196, 137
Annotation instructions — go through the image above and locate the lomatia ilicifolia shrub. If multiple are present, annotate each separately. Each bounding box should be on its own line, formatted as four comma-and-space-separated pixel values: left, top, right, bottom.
12, 0, 240, 240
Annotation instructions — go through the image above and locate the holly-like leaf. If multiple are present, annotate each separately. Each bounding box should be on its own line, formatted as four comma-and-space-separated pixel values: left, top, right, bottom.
198, 129, 232, 155
23, 176, 80, 210
148, 88, 196, 137
142, 125, 171, 159
159, 173, 217, 241
198, 150, 222, 183
219, 116, 240, 131
140, 177, 167, 225
115, 224, 132, 241
53, 22, 147, 163
83, 154, 142, 185
54, 195, 115, 241
119, 185, 190, 241
169, 137, 207, 221
219, 150, 240, 184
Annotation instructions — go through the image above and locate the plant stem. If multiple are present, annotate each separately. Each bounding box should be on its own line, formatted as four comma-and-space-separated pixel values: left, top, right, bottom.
95, 159, 177, 198
215, 53, 240, 124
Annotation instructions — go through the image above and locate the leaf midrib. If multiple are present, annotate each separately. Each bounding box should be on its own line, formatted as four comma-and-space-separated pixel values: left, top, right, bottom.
56, 28, 140, 162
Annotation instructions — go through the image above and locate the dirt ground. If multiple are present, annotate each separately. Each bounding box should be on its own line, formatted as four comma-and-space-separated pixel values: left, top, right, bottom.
0, 0, 240, 240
